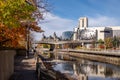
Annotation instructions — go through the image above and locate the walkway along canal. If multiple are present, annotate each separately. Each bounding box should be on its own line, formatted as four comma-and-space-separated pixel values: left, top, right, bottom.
61, 49, 120, 66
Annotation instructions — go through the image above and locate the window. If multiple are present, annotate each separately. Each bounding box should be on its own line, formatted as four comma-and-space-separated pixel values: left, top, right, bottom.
100, 31, 110, 33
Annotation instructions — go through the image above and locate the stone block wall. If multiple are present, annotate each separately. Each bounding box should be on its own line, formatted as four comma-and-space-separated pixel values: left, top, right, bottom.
0, 50, 16, 80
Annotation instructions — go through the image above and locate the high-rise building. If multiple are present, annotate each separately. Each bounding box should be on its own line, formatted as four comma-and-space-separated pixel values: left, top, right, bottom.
78, 17, 88, 29
74, 17, 120, 41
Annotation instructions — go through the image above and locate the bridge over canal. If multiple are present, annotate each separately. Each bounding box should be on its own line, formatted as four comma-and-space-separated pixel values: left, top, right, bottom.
33, 40, 94, 51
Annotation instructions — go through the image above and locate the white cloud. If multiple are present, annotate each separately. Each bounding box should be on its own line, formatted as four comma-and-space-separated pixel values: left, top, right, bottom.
34, 13, 120, 41
34, 13, 77, 41
36, 13, 77, 39
88, 15, 120, 27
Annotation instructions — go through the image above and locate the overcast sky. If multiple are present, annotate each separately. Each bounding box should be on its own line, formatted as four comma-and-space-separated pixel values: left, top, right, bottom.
34, 0, 120, 40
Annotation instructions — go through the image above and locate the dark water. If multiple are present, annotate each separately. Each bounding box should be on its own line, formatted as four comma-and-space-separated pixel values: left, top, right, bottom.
42, 52, 120, 80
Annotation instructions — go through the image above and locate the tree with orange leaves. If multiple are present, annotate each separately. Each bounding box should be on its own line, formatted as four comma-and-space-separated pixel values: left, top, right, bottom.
0, 0, 47, 48
0, 23, 26, 48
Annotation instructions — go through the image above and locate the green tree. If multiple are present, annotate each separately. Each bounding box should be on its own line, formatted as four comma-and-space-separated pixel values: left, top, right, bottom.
97, 39, 104, 49
98, 39, 104, 45
112, 36, 119, 49
0, 0, 48, 27
104, 37, 113, 49
43, 44, 49, 48
0, 0, 47, 48
0, 0, 35, 27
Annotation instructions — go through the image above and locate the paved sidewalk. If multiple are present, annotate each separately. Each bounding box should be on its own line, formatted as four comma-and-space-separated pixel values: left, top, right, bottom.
12, 54, 38, 80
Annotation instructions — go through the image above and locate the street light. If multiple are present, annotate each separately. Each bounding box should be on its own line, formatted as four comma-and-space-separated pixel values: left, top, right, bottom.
26, 24, 30, 58
20, 20, 29, 58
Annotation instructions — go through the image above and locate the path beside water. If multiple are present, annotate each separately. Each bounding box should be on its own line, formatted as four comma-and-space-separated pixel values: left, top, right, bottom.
11, 54, 37, 80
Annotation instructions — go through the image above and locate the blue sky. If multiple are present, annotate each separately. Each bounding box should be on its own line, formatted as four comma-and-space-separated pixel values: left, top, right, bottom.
49, 0, 120, 19
35, 0, 120, 40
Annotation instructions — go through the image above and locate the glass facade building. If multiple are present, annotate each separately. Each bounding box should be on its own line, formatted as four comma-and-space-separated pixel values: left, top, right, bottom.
62, 31, 73, 40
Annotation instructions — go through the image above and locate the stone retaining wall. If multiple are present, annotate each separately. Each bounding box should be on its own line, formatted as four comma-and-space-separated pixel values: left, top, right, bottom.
0, 50, 16, 80
63, 52, 120, 66
64, 52, 120, 66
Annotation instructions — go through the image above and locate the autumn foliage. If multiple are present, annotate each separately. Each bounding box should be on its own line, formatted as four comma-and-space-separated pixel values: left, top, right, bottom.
0, 23, 26, 48
0, 22, 44, 48
0, 0, 46, 49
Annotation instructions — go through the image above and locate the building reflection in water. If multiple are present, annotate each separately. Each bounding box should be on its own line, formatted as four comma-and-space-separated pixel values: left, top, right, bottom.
53, 59, 120, 80
39, 51, 120, 80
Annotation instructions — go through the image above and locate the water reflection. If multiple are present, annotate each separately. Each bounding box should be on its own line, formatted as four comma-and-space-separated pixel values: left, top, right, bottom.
53, 55, 120, 80
53, 60, 120, 80
40, 51, 120, 80
54, 63, 73, 75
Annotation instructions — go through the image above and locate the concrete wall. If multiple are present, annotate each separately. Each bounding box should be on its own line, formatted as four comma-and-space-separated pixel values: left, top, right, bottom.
96, 27, 105, 40
0, 50, 16, 80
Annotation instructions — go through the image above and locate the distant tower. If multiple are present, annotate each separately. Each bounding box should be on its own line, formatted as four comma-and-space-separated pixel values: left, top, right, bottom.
42, 33, 46, 41
78, 17, 88, 29
53, 32, 57, 40
42, 33, 46, 39
73, 28, 78, 40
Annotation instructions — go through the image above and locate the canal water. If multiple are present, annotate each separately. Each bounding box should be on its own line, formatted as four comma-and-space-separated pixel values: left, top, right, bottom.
41, 51, 120, 80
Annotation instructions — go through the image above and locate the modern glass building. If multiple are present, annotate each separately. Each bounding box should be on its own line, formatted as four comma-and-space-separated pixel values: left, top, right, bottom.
62, 31, 73, 40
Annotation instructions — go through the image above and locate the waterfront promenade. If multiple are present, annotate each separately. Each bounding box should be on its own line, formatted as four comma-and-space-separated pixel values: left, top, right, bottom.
10, 54, 37, 80
62, 49, 120, 57
60, 49, 120, 66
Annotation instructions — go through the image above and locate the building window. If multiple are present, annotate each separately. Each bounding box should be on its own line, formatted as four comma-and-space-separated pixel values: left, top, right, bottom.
100, 31, 110, 33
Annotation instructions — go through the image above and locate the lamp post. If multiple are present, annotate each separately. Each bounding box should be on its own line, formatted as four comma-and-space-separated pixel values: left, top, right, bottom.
26, 24, 30, 58
20, 20, 30, 58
